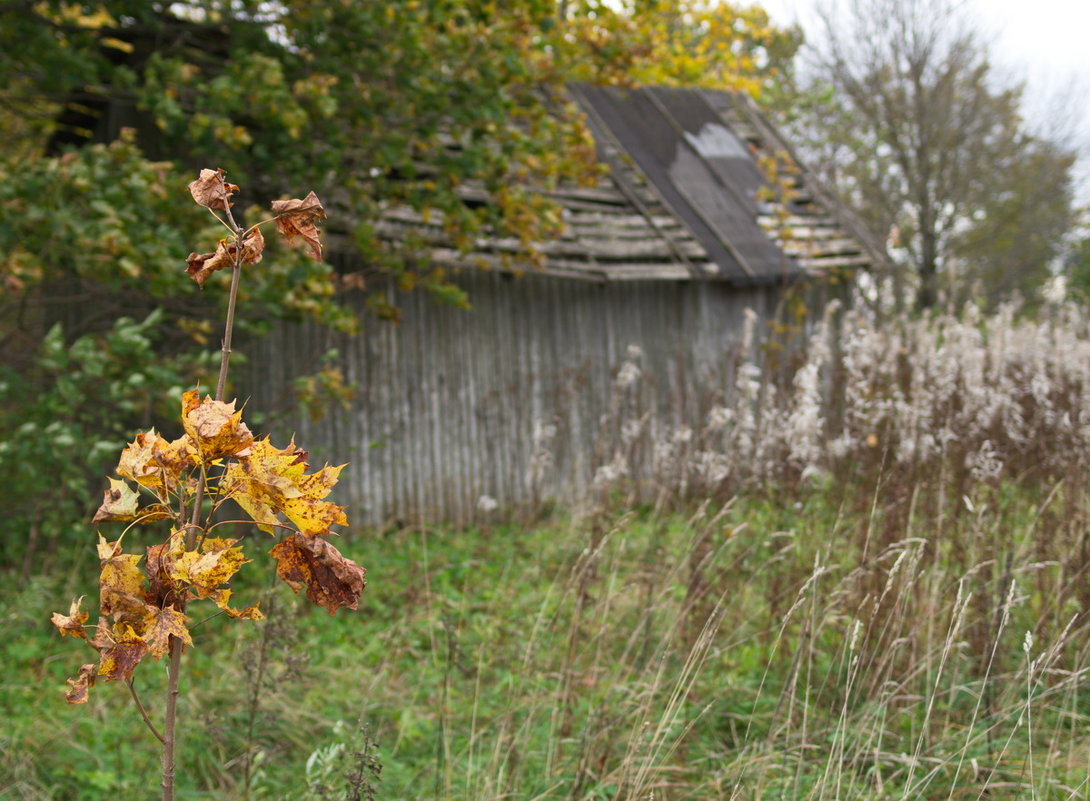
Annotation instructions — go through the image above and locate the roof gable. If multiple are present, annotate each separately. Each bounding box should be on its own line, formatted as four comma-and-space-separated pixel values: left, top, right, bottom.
376, 85, 888, 284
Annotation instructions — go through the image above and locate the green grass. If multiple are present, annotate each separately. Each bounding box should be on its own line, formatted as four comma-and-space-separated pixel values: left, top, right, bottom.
5, 479, 1090, 800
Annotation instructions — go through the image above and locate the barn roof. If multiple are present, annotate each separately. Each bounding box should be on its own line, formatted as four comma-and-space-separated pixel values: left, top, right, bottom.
375, 84, 888, 285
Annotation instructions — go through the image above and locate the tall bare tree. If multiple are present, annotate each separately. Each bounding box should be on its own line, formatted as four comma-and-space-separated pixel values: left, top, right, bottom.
785, 0, 1076, 309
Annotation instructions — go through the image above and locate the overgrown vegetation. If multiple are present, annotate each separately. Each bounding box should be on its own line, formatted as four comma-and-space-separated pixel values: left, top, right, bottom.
3, 295, 1090, 798
6, 476, 1090, 799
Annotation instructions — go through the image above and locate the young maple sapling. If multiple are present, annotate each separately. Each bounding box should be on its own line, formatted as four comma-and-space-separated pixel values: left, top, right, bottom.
50, 169, 365, 801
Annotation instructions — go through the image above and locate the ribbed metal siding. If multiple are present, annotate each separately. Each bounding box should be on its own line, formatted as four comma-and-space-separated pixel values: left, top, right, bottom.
241, 273, 781, 526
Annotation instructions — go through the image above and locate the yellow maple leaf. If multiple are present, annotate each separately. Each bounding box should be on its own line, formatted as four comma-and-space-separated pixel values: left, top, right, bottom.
97, 622, 149, 681
97, 536, 150, 621
91, 477, 140, 525
116, 430, 198, 493
141, 606, 192, 660
207, 588, 264, 620
180, 390, 253, 462
221, 437, 347, 536
170, 537, 249, 598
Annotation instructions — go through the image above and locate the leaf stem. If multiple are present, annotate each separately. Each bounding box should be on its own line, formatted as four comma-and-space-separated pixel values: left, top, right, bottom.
215, 259, 243, 402
206, 518, 298, 535
207, 207, 234, 235
127, 677, 166, 744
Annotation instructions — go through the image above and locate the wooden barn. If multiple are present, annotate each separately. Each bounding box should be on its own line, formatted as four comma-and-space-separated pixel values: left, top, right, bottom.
244, 84, 887, 526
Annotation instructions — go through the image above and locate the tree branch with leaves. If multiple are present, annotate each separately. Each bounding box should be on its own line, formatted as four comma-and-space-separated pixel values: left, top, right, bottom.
50, 169, 365, 801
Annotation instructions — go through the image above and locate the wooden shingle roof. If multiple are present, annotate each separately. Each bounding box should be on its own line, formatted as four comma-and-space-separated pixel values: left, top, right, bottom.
373, 84, 887, 284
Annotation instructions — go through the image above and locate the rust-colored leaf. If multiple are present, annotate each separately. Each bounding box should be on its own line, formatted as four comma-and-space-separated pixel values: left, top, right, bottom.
187, 168, 237, 211
142, 605, 191, 659
91, 477, 140, 525
221, 437, 347, 536
186, 240, 234, 288
98, 623, 149, 681
51, 596, 89, 639
64, 663, 97, 704
271, 191, 326, 260
240, 226, 264, 264
181, 390, 253, 462
269, 534, 365, 615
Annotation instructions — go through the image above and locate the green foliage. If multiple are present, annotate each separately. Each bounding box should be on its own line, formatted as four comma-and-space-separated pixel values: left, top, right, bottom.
0, 138, 351, 571
0, 0, 800, 571
0, 311, 206, 569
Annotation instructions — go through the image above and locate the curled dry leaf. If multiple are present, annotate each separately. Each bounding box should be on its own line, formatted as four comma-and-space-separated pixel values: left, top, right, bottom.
269, 533, 366, 615
185, 241, 233, 288
181, 390, 253, 461
187, 167, 237, 211
208, 588, 264, 620
51, 596, 89, 639
186, 228, 264, 287
116, 430, 197, 493
91, 477, 140, 525
271, 191, 326, 260
221, 437, 347, 536
241, 226, 264, 264
65, 663, 97, 704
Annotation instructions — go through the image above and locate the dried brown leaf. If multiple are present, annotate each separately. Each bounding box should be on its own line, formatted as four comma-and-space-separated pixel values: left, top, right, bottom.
51, 596, 89, 639
186, 240, 234, 288
271, 191, 326, 260
241, 226, 264, 264
186, 227, 264, 287
187, 168, 237, 211
64, 663, 97, 704
269, 534, 365, 615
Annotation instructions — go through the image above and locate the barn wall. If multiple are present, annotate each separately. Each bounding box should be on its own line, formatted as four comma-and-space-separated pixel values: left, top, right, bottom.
241, 272, 783, 526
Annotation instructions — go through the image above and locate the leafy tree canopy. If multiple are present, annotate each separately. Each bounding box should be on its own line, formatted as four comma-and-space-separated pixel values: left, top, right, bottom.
778, 0, 1076, 311
0, 0, 798, 569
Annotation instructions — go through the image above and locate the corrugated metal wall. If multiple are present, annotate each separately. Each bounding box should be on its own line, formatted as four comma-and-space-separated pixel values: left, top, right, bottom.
241, 272, 782, 526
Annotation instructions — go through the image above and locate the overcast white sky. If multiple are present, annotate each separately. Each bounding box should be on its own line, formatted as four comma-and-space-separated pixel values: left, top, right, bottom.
758, 0, 1090, 198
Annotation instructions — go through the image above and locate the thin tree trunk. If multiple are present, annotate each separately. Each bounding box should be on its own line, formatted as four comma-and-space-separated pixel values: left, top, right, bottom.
160, 238, 244, 799
161, 643, 183, 801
